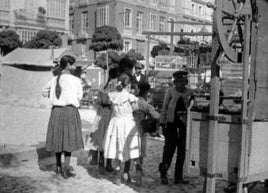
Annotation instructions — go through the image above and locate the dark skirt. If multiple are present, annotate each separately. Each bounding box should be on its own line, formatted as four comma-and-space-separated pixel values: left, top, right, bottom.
46, 105, 84, 153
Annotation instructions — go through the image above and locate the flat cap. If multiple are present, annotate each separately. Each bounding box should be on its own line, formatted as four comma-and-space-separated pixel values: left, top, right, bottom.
172, 70, 188, 80
135, 62, 144, 69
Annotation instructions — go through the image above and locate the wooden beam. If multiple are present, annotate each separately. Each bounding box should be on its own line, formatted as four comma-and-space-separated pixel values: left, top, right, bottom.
167, 21, 212, 25
205, 10, 221, 192
142, 31, 212, 36
237, 14, 251, 193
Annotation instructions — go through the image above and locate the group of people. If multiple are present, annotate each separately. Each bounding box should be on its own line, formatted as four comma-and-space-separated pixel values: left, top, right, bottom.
42, 54, 195, 186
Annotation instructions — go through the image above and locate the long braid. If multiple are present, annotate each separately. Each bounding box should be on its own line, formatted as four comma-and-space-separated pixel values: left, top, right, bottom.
55, 70, 62, 99
54, 55, 76, 99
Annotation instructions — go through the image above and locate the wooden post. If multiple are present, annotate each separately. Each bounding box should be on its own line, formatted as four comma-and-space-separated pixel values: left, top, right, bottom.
237, 14, 251, 193
145, 35, 150, 78
205, 66, 220, 193
185, 109, 192, 174
105, 49, 109, 83
205, 12, 221, 193
170, 20, 175, 51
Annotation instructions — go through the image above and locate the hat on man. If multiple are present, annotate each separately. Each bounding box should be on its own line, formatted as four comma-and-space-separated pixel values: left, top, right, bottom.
172, 70, 188, 80
135, 62, 144, 69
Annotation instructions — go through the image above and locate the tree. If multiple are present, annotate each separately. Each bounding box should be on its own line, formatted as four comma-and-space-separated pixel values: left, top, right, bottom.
0, 30, 22, 55
95, 50, 120, 70
89, 25, 123, 52
89, 25, 123, 81
23, 30, 62, 49
120, 49, 144, 63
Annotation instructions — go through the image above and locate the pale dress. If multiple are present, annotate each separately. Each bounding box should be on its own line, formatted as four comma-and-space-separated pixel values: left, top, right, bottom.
84, 79, 117, 151
103, 89, 141, 162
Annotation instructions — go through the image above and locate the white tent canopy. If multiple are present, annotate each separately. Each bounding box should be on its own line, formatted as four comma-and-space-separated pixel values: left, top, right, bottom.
2, 48, 79, 67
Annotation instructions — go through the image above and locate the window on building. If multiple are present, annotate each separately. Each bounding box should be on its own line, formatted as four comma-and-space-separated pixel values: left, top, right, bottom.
0, 0, 10, 10
124, 40, 131, 53
159, 16, 165, 32
136, 11, 143, 34
170, 0, 175, 7
81, 12, 88, 33
124, 8, 132, 28
70, 14, 74, 31
151, 0, 157, 4
97, 6, 109, 27
160, 0, 167, 8
149, 13, 158, 31
199, 6, 202, 16
192, 4, 195, 13
48, 0, 65, 18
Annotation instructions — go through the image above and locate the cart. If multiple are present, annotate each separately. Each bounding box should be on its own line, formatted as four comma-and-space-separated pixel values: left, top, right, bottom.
186, 1, 268, 193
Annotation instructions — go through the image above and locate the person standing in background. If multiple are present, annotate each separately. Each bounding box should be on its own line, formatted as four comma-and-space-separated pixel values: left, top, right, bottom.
134, 62, 147, 84
42, 55, 84, 179
158, 70, 195, 185
86, 66, 118, 173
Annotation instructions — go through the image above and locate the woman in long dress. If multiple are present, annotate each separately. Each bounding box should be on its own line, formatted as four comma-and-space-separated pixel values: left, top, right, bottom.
42, 55, 84, 179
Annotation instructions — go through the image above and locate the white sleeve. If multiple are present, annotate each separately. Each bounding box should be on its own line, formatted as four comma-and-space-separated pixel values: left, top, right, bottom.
77, 78, 83, 101
108, 92, 117, 104
42, 79, 52, 98
128, 93, 138, 102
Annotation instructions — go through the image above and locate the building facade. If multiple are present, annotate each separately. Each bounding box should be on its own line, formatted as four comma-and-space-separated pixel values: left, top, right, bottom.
0, 0, 70, 45
181, 0, 213, 44
69, 0, 183, 61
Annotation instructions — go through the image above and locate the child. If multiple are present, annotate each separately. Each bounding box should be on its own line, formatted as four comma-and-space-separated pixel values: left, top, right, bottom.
158, 70, 195, 185
102, 73, 142, 185
86, 66, 118, 173
123, 82, 160, 184
42, 55, 84, 179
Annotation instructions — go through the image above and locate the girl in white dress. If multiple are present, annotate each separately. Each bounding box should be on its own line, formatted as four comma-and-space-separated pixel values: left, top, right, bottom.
102, 73, 141, 185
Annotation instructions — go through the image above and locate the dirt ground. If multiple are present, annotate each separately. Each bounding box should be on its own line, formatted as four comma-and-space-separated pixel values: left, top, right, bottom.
0, 104, 267, 193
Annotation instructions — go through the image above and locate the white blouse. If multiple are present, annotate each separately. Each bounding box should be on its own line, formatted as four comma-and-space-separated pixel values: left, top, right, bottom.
42, 74, 83, 108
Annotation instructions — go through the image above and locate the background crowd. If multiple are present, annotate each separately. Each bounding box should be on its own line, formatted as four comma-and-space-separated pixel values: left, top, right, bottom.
42, 55, 195, 187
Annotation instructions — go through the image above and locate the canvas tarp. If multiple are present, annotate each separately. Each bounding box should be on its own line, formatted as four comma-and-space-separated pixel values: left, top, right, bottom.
0, 48, 79, 108
2, 47, 79, 67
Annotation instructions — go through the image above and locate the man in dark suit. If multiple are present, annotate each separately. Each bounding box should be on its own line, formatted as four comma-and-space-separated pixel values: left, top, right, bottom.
134, 62, 147, 84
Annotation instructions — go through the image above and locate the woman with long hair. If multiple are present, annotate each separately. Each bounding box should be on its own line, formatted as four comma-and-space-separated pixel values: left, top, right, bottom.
42, 55, 84, 179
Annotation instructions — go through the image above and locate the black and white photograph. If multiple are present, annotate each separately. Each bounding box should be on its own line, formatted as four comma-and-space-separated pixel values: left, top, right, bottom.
0, 0, 268, 192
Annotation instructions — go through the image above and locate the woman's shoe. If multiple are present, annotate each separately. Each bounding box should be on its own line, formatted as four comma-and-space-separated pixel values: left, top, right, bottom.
61, 169, 76, 179
113, 170, 121, 185
105, 165, 114, 173
173, 178, 189, 184
122, 172, 132, 183
55, 166, 62, 175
